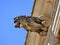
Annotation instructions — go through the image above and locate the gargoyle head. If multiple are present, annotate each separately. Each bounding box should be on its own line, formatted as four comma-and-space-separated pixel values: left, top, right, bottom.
14, 16, 28, 28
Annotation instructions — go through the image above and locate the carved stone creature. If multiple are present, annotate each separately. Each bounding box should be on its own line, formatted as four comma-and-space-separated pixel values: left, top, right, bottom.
14, 16, 51, 33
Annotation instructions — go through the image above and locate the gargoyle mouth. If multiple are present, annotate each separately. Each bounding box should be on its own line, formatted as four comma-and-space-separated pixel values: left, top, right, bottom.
14, 16, 21, 28
14, 22, 20, 28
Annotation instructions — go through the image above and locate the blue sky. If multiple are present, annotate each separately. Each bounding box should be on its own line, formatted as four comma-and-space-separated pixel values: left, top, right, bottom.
0, 0, 34, 45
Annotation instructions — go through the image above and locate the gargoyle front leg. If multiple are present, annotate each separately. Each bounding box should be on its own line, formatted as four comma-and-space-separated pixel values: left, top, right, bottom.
38, 16, 51, 32
36, 16, 51, 36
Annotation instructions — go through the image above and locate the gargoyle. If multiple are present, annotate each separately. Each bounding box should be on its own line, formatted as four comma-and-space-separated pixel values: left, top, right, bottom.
14, 16, 51, 33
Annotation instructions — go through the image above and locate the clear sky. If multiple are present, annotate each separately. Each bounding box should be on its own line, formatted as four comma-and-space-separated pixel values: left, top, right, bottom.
0, 0, 34, 45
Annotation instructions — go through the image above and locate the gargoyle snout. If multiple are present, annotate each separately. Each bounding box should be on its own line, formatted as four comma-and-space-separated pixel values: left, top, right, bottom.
14, 17, 21, 28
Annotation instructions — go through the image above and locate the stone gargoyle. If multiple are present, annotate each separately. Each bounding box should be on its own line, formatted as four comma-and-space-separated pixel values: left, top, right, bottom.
14, 16, 51, 35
